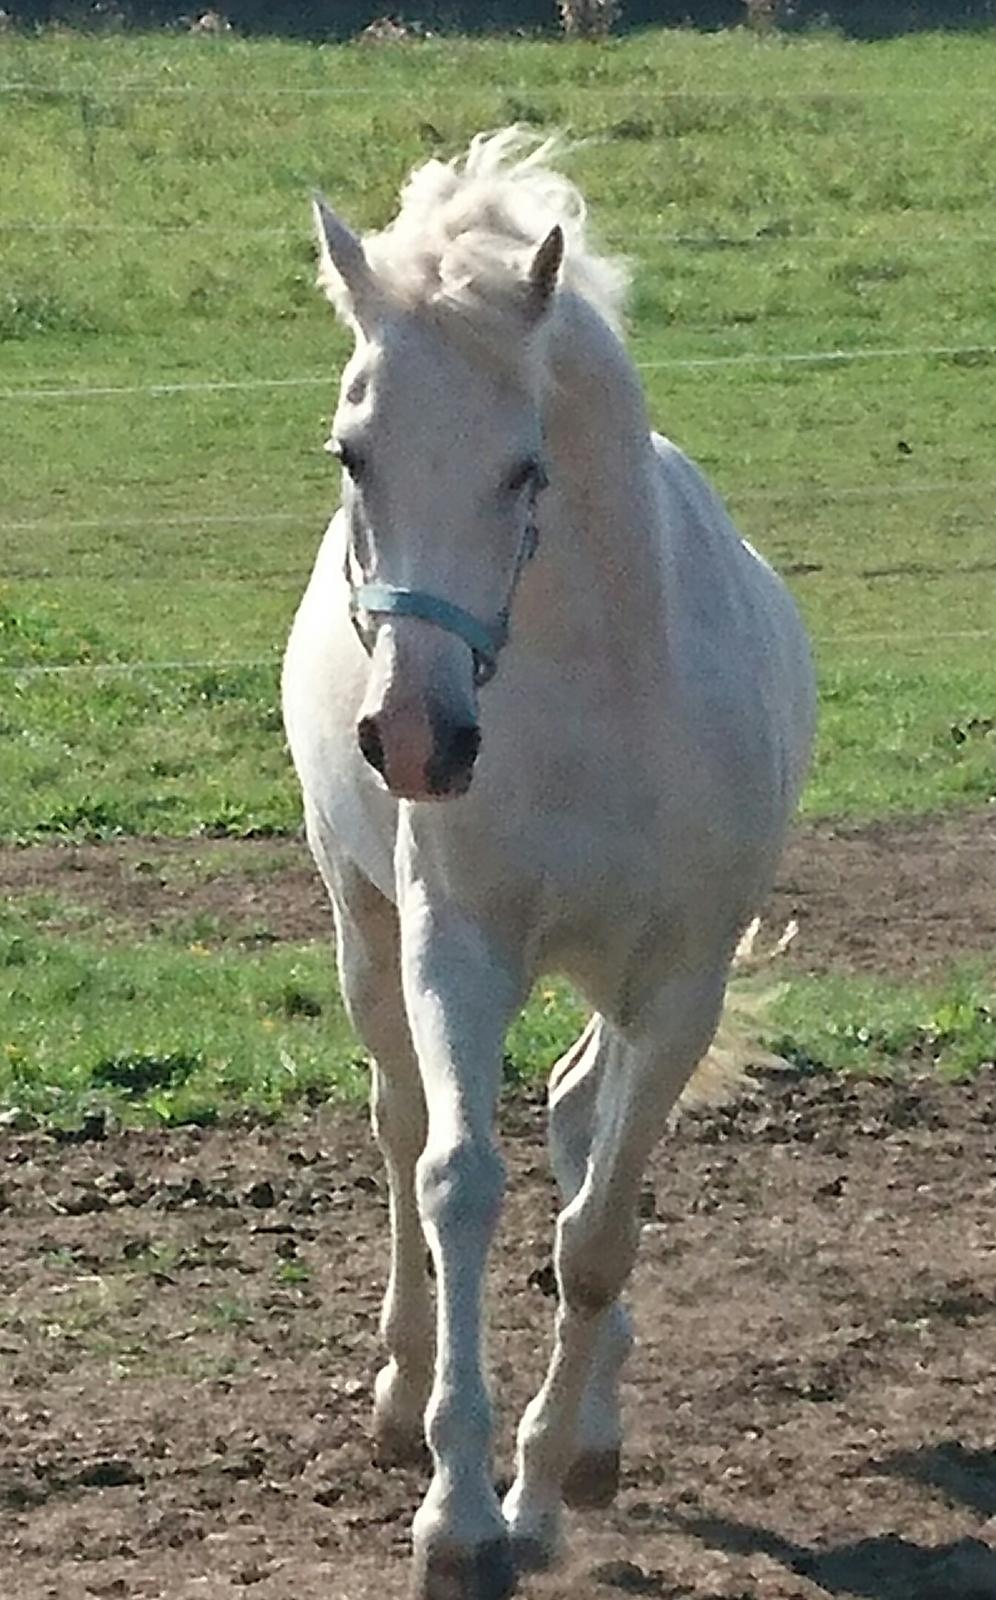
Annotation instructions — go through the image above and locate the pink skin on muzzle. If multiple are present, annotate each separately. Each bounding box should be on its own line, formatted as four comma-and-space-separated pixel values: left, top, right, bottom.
355, 620, 480, 801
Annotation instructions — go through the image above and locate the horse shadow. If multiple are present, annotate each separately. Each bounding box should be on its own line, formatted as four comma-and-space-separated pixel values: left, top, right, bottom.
878, 1441, 996, 1520
672, 1486, 996, 1600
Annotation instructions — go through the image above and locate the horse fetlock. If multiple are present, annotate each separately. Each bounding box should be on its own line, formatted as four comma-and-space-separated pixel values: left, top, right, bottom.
565, 1302, 630, 1497
374, 1364, 429, 1469
423, 1381, 495, 1470
379, 1298, 434, 1374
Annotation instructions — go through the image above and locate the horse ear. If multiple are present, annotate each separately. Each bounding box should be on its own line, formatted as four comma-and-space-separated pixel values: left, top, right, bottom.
312, 194, 377, 327
527, 224, 564, 318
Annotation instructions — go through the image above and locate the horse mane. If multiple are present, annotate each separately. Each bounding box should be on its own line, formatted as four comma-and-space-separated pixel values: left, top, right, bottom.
328, 129, 630, 350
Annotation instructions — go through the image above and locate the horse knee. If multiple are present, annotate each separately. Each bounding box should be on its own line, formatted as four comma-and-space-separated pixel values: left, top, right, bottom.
417, 1138, 505, 1239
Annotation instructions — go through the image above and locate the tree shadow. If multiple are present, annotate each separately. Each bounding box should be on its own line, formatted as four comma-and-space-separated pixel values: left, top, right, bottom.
672, 1510, 996, 1600
879, 1441, 996, 1519
10, 0, 996, 42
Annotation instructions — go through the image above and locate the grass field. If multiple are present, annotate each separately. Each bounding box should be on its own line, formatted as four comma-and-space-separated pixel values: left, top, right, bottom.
1, 26, 993, 1120
1, 892, 992, 1129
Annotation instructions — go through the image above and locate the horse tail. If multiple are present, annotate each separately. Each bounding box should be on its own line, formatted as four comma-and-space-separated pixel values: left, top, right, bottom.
673, 918, 798, 1117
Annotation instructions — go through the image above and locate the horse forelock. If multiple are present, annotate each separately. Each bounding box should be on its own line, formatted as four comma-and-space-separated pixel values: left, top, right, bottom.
361, 129, 630, 361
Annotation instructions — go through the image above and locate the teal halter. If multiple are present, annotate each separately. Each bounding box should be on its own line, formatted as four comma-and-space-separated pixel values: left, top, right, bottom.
346, 513, 540, 689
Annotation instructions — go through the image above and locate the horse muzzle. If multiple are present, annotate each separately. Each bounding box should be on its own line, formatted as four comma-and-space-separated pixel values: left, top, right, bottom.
357, 705, 481, 801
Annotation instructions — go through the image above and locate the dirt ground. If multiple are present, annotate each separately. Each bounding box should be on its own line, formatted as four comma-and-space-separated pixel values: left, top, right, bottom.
1, 812, 995, 1600
1, 1073, 995, 1600
3, 808, 995, 979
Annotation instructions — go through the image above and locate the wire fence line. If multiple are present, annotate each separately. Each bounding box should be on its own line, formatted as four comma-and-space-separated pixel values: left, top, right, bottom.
3, 474, 994, 539
5, 561, 992, 585
0, 509, 307, 533
0, 656, 281, 677
0, 374, 331, 402
637, 341, 996, 373
6, 219, 996, 250
3, 568, 307, 582
2, 84, 988, 714
735, 478, 996, 504
2, 339, 993, 405
2, 77, 995, 100
1, 80, 390, 97
1, 625, 991, 679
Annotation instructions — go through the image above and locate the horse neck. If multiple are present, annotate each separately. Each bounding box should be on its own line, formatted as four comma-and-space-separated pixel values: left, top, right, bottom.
529, 294, 671, 651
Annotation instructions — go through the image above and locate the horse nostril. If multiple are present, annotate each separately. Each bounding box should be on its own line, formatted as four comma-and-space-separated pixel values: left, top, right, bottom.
426, 716, 481, 796
447, 722, 481, 775
357, 715, 386, 778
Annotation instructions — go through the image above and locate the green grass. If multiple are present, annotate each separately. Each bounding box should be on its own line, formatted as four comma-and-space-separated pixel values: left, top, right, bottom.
773, 966, 996, 1079
0, 664, 292, 841
0, 900, 362, 1126
1, 900, 991, 1130
0, 28, 994, 838
1, 650, 990, 841
1, 29, 993, 1119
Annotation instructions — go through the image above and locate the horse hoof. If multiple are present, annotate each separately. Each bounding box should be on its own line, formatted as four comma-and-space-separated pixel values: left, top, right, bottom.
411, 1535, 516, 1600
504, 1492, 562, 1575
374, 1416, 430, 1471
510, 1531, 557, 1575
562, 1447, 621, 1509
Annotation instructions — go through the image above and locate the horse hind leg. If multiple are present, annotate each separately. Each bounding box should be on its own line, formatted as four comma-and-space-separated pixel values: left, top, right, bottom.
547, 1017, 633, 1512
370, 1052, 433, 1469
312, 832, 433, 1468
504, 970, 728, 1573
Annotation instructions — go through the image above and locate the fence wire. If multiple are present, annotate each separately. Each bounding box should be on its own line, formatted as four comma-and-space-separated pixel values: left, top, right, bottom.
1, 625, 991, 679
3, 66, 991, 682
5, 220, 996, 248
2, 339, 993, 405
3, 78, 996, 99
3, 474, 996, 540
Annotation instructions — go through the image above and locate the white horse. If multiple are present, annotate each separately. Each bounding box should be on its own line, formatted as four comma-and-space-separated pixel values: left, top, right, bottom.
282, 131, 815, 1600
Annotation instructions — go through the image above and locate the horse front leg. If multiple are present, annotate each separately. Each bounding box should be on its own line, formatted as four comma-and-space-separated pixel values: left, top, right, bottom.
504, 969, 728, 1573
401, 892, 525, 1600
312, 834, 434, 1467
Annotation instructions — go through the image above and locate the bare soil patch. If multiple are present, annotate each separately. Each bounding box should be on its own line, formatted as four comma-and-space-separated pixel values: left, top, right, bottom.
2, 809, 994, 980
1, 1069, 995, 1599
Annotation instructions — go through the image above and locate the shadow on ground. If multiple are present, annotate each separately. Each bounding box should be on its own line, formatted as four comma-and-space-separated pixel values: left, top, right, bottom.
880, 1441, 996, 1519
673, 1507, 996, 1599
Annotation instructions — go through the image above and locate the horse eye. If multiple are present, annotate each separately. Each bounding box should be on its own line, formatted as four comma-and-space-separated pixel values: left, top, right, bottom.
505, 457, 545, 496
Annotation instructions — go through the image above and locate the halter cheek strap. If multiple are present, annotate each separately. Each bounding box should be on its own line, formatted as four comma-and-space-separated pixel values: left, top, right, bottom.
346, 517, 539, 689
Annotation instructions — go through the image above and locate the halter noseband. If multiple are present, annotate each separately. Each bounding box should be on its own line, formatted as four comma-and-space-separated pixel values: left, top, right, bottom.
345, 508, 540, 689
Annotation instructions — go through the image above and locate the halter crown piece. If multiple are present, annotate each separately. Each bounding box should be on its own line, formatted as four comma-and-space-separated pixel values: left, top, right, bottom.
345, 495, 541, 688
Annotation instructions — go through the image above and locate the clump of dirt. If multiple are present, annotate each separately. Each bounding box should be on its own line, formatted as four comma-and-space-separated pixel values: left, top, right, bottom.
1, 1067, 995, 1599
